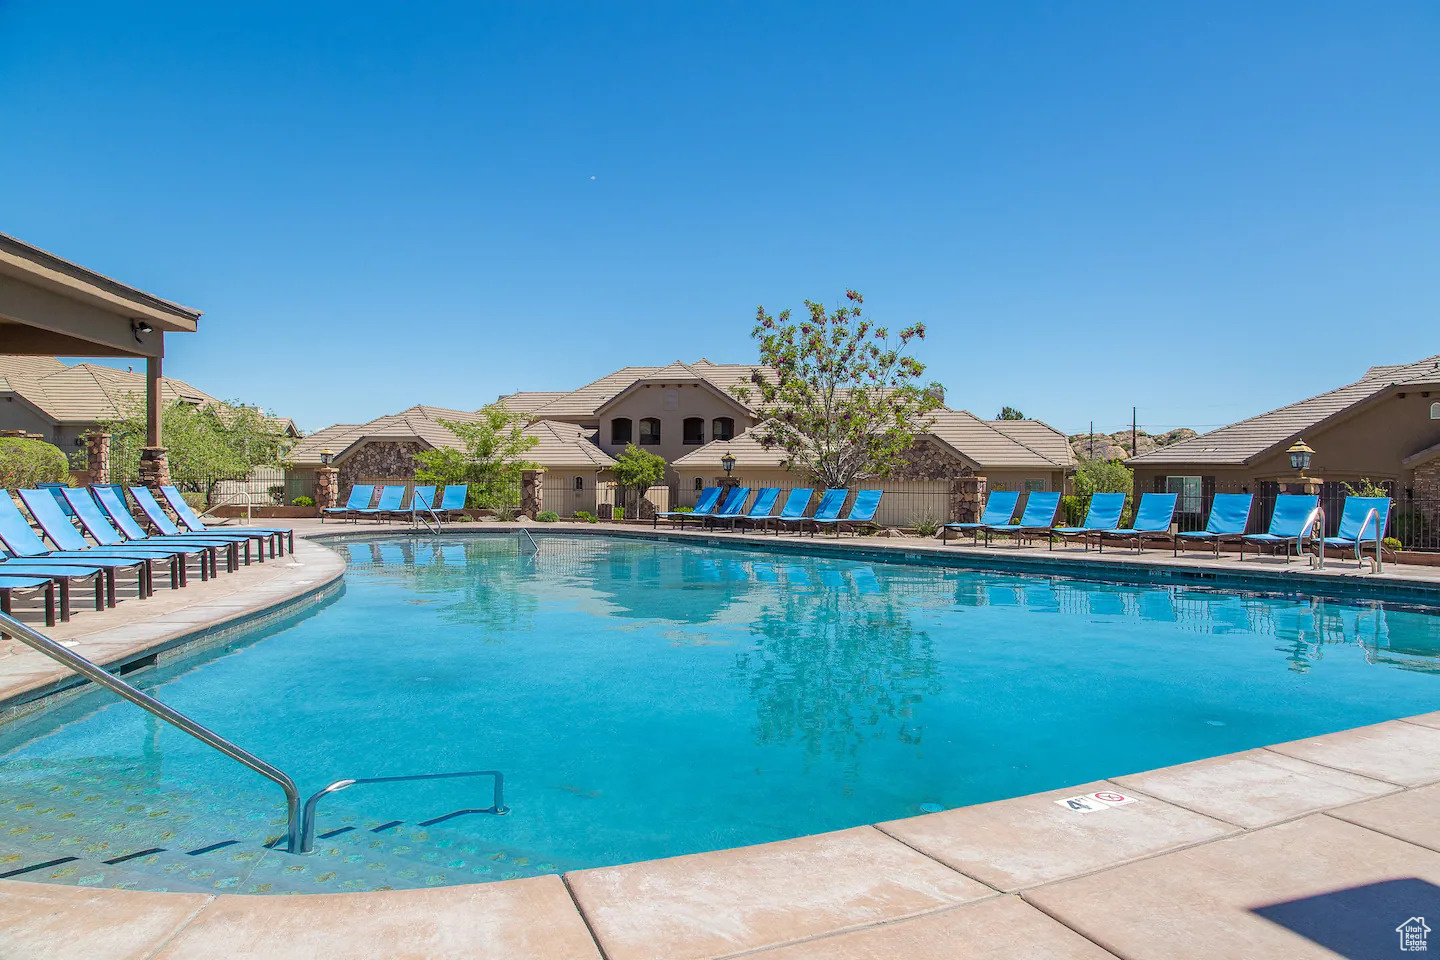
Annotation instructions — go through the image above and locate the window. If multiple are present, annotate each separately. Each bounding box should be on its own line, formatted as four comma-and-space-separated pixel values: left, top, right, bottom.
610, 417, 632, 445
694, 477, 703, 491
683, 417, 705, 445
639, 418, 661, 445
1165, 476, 1203, 516
1431, 401, 1440, 419
573, 476, 584, 491
712, 417, 735, 441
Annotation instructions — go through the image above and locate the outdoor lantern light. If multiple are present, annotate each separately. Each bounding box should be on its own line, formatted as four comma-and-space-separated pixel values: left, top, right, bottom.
1287, 439, 1315, 473
721, 452, 736, 476
320, 448, 334, 466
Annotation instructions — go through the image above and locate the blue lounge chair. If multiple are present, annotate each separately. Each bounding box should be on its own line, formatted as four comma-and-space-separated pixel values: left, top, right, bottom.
706, 487, 752, 529
389, 485, 436, 521
655, 487, 722, 529
435, 484, 468, 519
1050, 492, 1126, 551
1174, 494, 1253, 558
728, 488, 780, 532
0, 573, 60, 627
92, 486, 255, 566
1323, 496, 1392, 565
944, 491, 1021, 546
21, 489, 199, 587
62, 488, 236, 577
1099, 493, 1178, 552
322, 484, 374, 522
1, 547, 106, 621
0, 492, 157, 603
159, 485, 295, 554
1241, 495, 1320, 563
812, 489, 883, 537
983, 491, 1061, 546
789, 489, 846, 535
739, 488, 810, 534
131, 486, 277, 561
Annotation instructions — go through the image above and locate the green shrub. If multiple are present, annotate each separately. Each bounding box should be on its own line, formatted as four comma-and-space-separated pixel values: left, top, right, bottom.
182, 492, 207, 513
574, 510, 598, 523
613, 507, 625, 521
908, 512, 939, 537
536, 510, 560, 522
671, 505, 694, 514
0, 438, 68, 489
291, 495, 315, 507
1060, 495, 1085, 528
1383, 536, 1403, 555
496, 506, 517, 522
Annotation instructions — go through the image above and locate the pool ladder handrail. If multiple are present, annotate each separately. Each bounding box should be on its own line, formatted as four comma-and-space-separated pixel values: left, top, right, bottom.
520, 527, 539, 552
409, 491, 444, 535
300, 770, 508, 853
0, 610, 303, 853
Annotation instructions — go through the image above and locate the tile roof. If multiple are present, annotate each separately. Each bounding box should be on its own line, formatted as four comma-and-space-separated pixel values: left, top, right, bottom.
1130, 354, 1440, 467
987, 418, 1076, 467
495, 391, 569, 413
289, 405, 614, 469
670, 427, 792, 469
0, 355, 215, 422
519, 360, 776, 419
927, 409, 1071, 468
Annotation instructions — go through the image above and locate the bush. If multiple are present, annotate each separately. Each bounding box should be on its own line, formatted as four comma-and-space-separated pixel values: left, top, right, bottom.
291, 495, 315, 507
0, 438, 68, 489
908, 511, 939, 537
268, 484, 286, 505
1383, 536, 1403, 555
671, 505, 694, 514
1060, 495, 1085, 528
613, 507, 625, 521
574, 510, 598, 523
536, 510, 560, 522
182, 492, 207, 513
496, 506, 517, 522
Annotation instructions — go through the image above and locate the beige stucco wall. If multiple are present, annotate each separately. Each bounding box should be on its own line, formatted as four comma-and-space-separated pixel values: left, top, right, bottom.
597, 384, 756, 482
0, 398, 56, 442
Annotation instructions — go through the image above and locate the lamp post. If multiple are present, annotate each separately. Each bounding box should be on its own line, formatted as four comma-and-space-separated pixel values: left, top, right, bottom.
320, 448, 333, 467
720, 452, 737, 492
316, 449, 339, 514
1286, 439, 1314, 474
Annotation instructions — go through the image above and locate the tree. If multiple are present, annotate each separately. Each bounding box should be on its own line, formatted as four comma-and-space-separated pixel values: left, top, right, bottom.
1072, 458, 1133, 499
731, 290, 942, 488
102, 397, 291, 503
997, 406, 1026, 420
611, 443, 667, 516
414, 405, 539, 509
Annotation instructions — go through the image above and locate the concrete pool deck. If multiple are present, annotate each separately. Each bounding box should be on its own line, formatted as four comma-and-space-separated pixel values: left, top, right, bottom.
3, 520, 1439, 958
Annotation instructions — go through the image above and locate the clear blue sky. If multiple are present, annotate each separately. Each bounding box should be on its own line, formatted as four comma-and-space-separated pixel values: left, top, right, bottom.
2, 1, 1436, 435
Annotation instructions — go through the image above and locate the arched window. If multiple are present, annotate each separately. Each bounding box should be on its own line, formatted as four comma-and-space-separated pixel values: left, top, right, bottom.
611, 417, 632, 445
683, 417, 705, 445
694, 477, 703, 491
1432, 401, 1440, 420
573, 476, 584, 490
639, 418, 661, 445
712, 417, 735, 441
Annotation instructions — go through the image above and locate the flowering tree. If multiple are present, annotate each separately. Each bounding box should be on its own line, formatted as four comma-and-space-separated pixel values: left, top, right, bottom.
731, 291, 942, 488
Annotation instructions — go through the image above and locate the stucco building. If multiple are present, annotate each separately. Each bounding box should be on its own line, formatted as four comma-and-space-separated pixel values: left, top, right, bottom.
291, 359, 1074, 524
1128, 353, 1440, 532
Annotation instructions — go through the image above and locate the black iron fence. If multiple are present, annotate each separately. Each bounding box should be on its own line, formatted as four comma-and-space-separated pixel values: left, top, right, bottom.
1062, 483, 1440, 552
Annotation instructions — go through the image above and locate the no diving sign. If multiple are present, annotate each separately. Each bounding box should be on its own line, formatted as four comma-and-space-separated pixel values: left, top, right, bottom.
1055, 791, 1140, 814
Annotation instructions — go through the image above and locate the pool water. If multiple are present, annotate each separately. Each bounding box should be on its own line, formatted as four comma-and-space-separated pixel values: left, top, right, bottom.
2, 533, 1439, 894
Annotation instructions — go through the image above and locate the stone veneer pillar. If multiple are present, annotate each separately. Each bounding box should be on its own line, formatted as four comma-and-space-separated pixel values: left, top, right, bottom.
315, 467, 340, 510
85, 432, 111, 485
521, 469, 545, 518
137, 446, 172, 489
948, 475, 987, 533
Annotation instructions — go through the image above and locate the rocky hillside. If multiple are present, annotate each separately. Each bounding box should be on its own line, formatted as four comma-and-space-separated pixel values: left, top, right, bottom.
1068, 428, 1198, 462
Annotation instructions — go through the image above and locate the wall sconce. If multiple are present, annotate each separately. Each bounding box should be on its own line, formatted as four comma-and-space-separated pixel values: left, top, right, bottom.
131, 319, 153, 343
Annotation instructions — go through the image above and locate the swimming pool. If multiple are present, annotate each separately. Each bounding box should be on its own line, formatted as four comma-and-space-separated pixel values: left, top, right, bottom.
2, 533, 1438, 894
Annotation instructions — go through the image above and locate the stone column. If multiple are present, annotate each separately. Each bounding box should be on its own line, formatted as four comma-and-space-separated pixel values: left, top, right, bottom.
137, 446, 172, 489
948, 475, 987, 534
315, 467, 339, 510
85, 432, 111, 485
521, 469, 545, 518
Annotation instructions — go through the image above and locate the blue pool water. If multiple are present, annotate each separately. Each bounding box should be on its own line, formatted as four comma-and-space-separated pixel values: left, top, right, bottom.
2, 533, 1439, 894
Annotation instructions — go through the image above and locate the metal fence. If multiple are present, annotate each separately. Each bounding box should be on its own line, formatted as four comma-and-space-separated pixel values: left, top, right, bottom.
1063, 483, 1440, 552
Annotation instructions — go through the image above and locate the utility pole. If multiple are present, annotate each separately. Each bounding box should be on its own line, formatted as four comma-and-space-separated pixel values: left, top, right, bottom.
1131, 407, 1138, 458
1088, 421, 1094, 459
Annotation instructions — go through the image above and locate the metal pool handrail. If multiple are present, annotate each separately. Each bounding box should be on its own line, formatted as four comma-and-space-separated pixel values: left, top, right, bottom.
0, 610, 303, 853
300, 770, 508, 853
520, 528, 539, 552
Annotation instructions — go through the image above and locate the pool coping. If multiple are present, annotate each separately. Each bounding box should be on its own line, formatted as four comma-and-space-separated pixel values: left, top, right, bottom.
4, 523, 1440, 959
